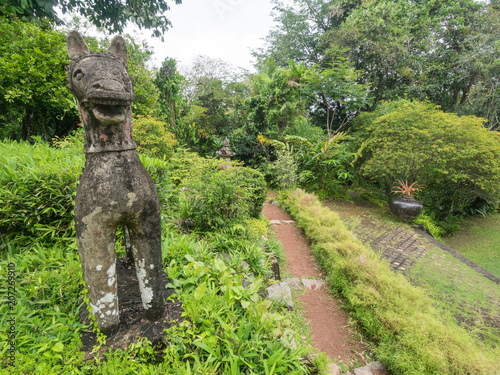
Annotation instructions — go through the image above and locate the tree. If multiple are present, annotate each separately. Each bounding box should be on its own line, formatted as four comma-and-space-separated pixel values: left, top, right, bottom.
0, 17, 79, 140
455, 2, 500, 130
305, 47, 372, 137
179, 56, 250, 153
254, 0, 340, 68
0, 18, 161, 140
0, 0, 182, 37
155, 58, 184, 129
328, 0, 484, 111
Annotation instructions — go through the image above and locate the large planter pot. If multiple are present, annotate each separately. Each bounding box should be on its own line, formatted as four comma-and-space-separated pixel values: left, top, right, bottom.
389, 196, 423, 223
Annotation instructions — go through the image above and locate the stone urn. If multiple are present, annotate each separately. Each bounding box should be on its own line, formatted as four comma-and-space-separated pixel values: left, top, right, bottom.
389, 196, 423, 223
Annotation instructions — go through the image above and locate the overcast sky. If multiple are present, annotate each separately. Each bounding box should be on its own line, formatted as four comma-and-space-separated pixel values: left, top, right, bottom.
125, 0, 278, 72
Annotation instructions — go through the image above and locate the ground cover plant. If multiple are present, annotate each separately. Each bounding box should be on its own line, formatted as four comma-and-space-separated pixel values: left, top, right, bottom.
0, 136, 322, 374
329, 198, 500, 349
282, 189, 499, 374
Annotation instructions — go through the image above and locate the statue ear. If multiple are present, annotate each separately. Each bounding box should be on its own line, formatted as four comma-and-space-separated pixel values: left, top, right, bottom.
67, 30, 89, 60
108, 36, 128, 67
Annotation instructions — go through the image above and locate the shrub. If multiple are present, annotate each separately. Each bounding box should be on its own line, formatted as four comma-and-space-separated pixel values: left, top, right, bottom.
166, 149, 222, 186
353, 100, 500, 220
273, 147, 298, 190
0, 139, 83, 246
0, 18, 79, 141
179, 166, 266, 231
133, 115, 177, 159
232, 167, 267, 218
286, 134, 356, 196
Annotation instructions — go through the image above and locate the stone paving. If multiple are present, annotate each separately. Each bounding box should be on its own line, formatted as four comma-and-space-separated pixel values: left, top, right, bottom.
345, 214, 429, 274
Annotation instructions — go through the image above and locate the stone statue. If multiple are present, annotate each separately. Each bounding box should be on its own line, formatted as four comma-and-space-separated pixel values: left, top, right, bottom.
67, 31, 164, 335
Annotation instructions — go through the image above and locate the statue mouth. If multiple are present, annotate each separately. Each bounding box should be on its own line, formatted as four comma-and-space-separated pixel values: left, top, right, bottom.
89, 98, 130, 125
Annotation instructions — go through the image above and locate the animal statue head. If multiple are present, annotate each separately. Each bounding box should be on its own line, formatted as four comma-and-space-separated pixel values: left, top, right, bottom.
66, 31, 136, 153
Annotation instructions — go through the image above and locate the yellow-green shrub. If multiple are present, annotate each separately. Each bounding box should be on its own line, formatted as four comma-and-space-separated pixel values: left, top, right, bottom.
133, 115, 177, 159
353, 100, 500, 220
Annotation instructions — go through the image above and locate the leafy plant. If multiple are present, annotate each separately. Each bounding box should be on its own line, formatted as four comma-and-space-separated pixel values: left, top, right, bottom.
133, 115, 177, 159
285, 133, 356, 196
391, 180, 422, 198
283, 189, 499, 375
178, 166, 266, 231
0, 18, 79, 141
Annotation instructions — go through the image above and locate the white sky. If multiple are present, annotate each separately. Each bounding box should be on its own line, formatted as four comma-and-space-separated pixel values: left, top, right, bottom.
125, 0, 277, 72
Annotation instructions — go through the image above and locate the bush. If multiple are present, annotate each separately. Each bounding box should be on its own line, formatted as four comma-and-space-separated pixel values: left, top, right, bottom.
133, 115, 177, 159
0, 139, 83, 246
0, 18, 79, 140
232, 167, 267, 218
353, 100, 500, 220
179, 166, 266, 231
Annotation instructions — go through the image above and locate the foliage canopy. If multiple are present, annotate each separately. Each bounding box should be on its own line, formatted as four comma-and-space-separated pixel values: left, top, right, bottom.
0, 0, 182, 37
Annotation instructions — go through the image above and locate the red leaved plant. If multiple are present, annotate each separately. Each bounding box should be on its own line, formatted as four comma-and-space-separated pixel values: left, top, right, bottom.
391, 180, 422, 198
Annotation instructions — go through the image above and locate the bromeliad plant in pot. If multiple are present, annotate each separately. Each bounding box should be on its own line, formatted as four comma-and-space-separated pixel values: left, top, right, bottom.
389, 180, 424, 223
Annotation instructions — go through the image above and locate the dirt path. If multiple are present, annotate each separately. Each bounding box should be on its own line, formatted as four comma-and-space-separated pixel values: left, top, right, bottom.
262, 199, 368, 366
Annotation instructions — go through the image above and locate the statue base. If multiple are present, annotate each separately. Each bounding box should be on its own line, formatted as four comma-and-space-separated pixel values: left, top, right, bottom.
78, 257, 183, 361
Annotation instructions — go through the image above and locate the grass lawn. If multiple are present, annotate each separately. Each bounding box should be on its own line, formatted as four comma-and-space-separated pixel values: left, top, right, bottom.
444, 213, 500, 278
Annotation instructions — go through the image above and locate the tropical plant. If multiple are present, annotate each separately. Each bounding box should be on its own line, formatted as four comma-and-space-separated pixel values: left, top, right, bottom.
0, 0, 182, 37
286, 133, 356, 196
391, 180, 422, 198
0, 18, 79, 141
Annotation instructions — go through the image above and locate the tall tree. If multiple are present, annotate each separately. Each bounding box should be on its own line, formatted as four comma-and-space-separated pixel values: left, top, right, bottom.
156, 57, 184, 129
0, 0, 182, 37
327, 0, 483, 110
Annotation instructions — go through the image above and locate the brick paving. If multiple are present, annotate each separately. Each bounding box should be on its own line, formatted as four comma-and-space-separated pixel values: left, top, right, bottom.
346, 215, 429, 274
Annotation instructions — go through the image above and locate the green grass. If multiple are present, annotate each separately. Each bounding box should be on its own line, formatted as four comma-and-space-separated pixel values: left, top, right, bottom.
405, 247, 500, 346
443, 213, 500, 278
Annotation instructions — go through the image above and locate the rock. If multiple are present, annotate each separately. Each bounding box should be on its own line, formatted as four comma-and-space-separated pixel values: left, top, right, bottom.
269, 220, 282, 225
240, 261, 250, 269
217, 253, 232, 262
271, 258, 281, 280
267, 282, 293, 310
283, 278, 302, 290
271, 201, 280, 207
354, 361, 389, 375
242, 273, 254, 288
282, 220, 295, 224
328, 363, 342, 375
301, 278, 325, 290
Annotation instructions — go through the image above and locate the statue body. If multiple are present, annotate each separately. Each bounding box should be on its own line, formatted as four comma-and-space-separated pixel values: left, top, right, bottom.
67, 31, 164, 334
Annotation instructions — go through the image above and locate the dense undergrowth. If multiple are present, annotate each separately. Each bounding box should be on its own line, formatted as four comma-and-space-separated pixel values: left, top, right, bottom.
0, 137, 323, 374
283, 189, 499, 375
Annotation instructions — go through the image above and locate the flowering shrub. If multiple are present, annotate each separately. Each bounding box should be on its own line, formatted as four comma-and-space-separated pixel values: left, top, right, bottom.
133, 115, 177, 159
